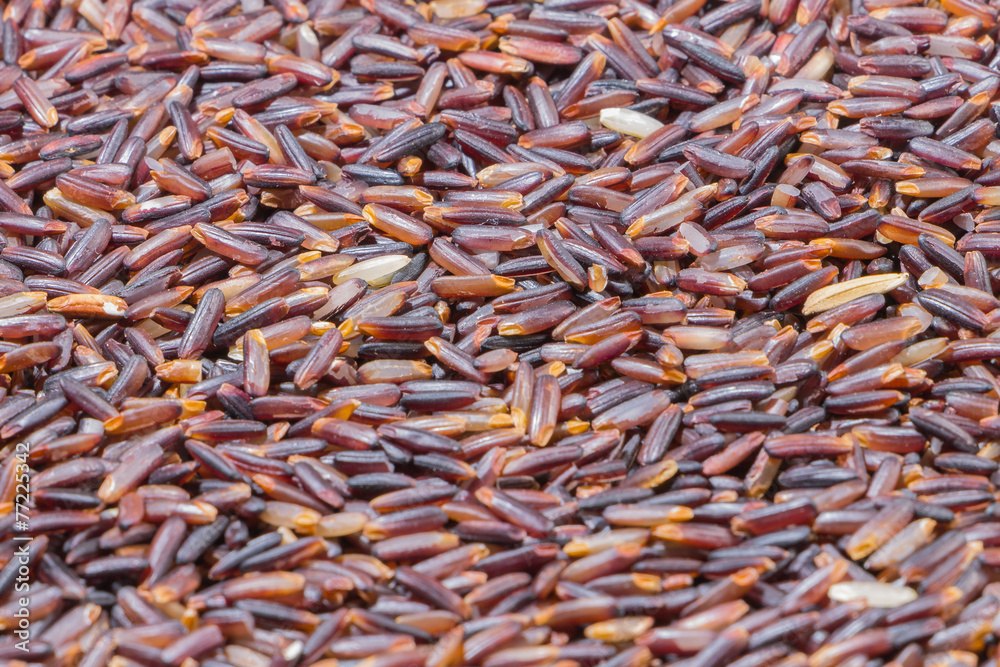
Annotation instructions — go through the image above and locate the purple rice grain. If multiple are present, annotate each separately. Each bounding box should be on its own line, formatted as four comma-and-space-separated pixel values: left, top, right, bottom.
1, 0, 999, 664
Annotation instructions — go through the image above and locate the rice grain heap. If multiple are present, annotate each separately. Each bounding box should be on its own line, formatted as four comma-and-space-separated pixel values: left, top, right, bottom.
4, 0, 1000, 664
